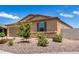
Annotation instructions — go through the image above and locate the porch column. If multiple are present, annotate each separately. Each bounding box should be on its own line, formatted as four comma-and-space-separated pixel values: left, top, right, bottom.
7, 27, 9, 37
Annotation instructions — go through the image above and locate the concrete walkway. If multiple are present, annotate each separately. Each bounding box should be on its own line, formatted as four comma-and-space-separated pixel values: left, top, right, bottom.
0, 50, 13, 54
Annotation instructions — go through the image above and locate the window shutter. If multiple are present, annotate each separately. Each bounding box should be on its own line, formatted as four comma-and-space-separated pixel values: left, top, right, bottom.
37, 22, 39, 31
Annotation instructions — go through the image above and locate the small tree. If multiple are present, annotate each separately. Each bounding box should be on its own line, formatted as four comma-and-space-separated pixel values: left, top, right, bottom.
0, 32, 5, 37
18, 22, 31, 41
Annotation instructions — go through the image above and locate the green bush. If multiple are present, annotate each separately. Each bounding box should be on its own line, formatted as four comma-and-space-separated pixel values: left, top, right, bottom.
18, 23, 31, 41
37, 33, 48, 47
8, 39, 15, 46
0, 39, 8, 44
53, 34, 62, 42
0, 32, 5, 37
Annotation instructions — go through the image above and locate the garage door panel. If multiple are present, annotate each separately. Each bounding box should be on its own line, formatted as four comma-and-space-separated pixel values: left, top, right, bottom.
9, 27, 18, 37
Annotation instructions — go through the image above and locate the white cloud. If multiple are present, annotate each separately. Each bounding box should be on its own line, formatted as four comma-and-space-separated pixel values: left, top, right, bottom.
73, 11, 79, 15
59, 13, 74, 18
0, 12, 20, 20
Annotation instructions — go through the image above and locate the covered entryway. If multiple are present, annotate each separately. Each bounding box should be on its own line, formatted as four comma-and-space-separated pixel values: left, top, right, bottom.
0, 25, 7, 36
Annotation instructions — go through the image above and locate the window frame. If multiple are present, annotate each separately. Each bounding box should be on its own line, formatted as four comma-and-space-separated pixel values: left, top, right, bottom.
37, 21, 46, 32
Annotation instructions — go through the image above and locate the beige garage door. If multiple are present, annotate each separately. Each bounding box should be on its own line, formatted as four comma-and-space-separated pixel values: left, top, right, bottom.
9, 27, 19, 37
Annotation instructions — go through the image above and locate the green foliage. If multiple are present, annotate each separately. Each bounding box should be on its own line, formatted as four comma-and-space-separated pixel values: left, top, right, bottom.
0, 39, 8, 44
53, 34, 62, 42
37, 33, 48, 47
0, 32, 5, 37
8, 38, 15, 46
18, 22, 31, 40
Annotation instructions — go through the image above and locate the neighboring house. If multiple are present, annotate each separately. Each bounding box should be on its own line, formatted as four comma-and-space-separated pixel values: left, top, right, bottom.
0, 24, 7, 36
6, 14, 73, 38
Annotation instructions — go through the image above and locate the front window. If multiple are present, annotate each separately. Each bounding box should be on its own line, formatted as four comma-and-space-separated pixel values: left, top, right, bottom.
37, 21, 46, 31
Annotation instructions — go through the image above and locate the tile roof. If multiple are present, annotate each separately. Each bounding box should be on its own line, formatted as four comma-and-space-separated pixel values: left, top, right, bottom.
6, 14, 73, 28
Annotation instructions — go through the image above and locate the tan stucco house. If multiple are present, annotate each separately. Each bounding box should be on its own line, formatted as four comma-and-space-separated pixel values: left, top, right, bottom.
6, 14, 73, 38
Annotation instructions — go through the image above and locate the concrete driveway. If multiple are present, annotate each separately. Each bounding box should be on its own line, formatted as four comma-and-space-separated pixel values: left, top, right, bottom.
0, 50, 13, 54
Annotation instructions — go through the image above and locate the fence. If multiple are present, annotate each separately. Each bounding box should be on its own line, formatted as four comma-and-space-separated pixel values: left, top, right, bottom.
62, 28, 79, 40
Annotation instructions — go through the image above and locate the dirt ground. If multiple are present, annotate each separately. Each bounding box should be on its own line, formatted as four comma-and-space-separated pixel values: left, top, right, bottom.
0, 38, 79, 54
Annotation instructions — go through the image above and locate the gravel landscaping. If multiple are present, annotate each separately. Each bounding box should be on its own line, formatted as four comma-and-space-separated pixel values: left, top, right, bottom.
0, 38, 79, 54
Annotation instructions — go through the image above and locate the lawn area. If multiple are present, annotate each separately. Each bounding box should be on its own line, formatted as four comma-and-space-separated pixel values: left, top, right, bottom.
0, 37, 79, 54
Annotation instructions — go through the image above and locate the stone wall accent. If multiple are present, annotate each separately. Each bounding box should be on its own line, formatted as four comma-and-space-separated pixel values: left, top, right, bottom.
31, 31, 56, 38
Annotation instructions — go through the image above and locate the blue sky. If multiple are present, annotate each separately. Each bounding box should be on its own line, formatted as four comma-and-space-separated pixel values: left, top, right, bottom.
0, 5, 79, 28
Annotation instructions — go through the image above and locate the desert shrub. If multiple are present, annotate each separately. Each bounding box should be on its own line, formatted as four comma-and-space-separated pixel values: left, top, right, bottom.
0, 32, 5, 37
8, 38, 15, 46
53, 34, 62, 42
37, 33, 48, 47
0, 39, 8, 44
